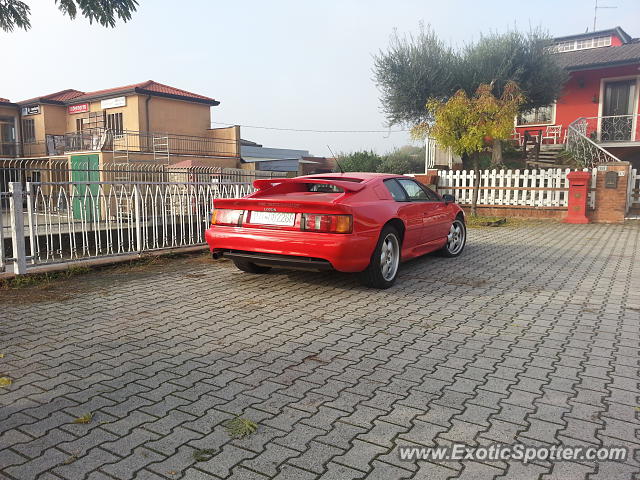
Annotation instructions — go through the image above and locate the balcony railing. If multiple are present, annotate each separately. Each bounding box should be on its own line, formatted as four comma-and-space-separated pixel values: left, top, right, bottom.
63, 128, 238, 157
575, 115, 640, 144
3, 128, 240, 159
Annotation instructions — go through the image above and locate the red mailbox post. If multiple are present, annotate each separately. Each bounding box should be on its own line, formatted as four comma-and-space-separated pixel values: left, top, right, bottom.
563, 171, 591, 224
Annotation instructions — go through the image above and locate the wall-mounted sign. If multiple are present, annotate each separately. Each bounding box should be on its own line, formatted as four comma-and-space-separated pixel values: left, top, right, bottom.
21, 105, 40, 116
605, 171, 619, 189
101, 96, 126, 109
68, 103, 89, 114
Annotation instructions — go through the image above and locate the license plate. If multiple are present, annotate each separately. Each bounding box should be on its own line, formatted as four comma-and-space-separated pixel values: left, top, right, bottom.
250, 211, 296, 226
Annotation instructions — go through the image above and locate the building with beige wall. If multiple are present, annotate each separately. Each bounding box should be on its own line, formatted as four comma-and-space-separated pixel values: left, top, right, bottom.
0, 80, 241, 171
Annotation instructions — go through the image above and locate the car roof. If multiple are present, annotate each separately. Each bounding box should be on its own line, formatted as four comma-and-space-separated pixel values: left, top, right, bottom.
299, 172, 403, 181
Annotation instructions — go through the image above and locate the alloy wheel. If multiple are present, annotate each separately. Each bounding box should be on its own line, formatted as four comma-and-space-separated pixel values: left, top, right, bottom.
380, 233, 400, 281
446, 220, 465, 255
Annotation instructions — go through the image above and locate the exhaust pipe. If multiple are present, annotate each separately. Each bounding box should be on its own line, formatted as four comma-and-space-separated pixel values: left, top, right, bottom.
212, 251, 223, 260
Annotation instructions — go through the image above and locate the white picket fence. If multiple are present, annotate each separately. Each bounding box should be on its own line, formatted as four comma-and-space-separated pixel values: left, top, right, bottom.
436, 168, 597, 208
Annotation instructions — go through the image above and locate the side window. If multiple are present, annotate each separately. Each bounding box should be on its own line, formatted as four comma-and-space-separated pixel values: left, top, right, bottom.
397, 179, 430, 201
422, 185, 441, 201
397, 179, 441, 202
383, 179, 407, 202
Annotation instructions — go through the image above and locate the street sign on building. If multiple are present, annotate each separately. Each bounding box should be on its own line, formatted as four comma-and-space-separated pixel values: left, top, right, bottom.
68, 103, 89, 114
21, 105, 39, 116
101, 97, 126, 109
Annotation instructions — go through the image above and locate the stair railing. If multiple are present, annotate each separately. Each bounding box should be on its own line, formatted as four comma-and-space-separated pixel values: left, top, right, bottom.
566, 117, 623, 168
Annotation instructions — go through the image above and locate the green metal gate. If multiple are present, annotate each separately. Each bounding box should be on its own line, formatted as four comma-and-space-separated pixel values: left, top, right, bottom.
71, 154, 100, 221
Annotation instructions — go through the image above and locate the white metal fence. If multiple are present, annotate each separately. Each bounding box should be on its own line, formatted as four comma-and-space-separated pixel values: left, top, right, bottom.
0, 192, 9, 273
1, 163, 288, 274
2, 179, 258, 274
435, 168, 597, 208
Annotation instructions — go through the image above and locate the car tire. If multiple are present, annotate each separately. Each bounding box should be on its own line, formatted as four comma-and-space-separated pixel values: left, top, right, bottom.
359, 225, 401, 289
233, 259, 272, 274
439, 218, 466, 257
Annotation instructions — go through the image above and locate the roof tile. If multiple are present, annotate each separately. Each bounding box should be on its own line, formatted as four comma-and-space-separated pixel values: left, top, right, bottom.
74, 80, 217, 103
554, 43, 640, 70
19, 89, 84, 104
18, 81, 217, 106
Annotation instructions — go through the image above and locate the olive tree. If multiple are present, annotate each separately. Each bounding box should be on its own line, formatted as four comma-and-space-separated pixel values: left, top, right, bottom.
374, 26, 567, 165
0, 0, 138, 31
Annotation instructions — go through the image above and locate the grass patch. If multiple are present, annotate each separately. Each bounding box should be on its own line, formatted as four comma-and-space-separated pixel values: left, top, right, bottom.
0, 252, 203, 291
466, 216, 508, 228
224, 416, 258, 439
466, 216, 544, 228
72, 413, 93, 424
0, 266, 91, 290
192, 449, 217, 462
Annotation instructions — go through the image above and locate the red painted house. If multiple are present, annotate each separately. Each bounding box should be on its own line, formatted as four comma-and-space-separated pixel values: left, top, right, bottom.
514, 26, 640, 168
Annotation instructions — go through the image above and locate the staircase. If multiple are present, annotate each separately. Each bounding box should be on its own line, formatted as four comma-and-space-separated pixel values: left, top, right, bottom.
525, 144, 568, 169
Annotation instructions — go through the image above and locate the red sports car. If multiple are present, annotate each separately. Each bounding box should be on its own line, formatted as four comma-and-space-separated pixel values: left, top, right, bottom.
205, 173, 466, 288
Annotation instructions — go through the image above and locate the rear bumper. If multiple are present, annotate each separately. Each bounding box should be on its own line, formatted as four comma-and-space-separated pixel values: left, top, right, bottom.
222, 250, 333, 270
205, 225, 377, 272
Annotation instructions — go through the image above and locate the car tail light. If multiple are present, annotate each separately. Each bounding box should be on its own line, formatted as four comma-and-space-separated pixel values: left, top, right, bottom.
212, 209, 244, 226
301, 214, 352, 234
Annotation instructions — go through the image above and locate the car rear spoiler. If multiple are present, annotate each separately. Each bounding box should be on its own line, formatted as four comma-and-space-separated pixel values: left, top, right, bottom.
253, 178, 366, 192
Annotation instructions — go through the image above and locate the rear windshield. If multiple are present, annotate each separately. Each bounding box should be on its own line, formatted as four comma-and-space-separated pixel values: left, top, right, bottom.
306, 183, 343, 193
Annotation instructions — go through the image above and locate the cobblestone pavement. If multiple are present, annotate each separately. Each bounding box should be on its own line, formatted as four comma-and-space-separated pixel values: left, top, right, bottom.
1, 222, 639, 480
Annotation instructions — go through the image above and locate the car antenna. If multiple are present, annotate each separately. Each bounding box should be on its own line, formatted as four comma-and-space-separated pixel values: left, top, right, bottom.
327, 145, 344, 173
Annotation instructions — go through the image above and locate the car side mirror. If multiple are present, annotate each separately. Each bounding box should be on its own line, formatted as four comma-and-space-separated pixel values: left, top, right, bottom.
442, 194, 455, 204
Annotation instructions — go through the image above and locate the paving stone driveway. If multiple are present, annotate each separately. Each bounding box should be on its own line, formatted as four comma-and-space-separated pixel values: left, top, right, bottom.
1, 222, 639, 480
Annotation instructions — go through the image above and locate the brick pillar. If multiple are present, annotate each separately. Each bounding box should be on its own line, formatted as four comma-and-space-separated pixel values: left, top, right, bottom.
589, 162, 631, 224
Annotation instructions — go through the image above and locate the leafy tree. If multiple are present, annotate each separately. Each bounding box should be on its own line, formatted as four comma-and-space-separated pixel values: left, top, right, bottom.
460, 30, 567, 164
460, 30, 566, 112
425, 81, 524, 216
337, 146, 426, 174
337, 150, 383, 172
373, 25, 461, 127
377, 145, 425, 174
0, 0, 138, 31
374, 25, 567, 164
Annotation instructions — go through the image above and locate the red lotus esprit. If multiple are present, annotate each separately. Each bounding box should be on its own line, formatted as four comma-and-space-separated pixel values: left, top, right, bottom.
205, 173, 466, 288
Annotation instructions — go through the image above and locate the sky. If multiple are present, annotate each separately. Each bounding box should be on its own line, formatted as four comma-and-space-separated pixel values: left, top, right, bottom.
2, 0, 638, 157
